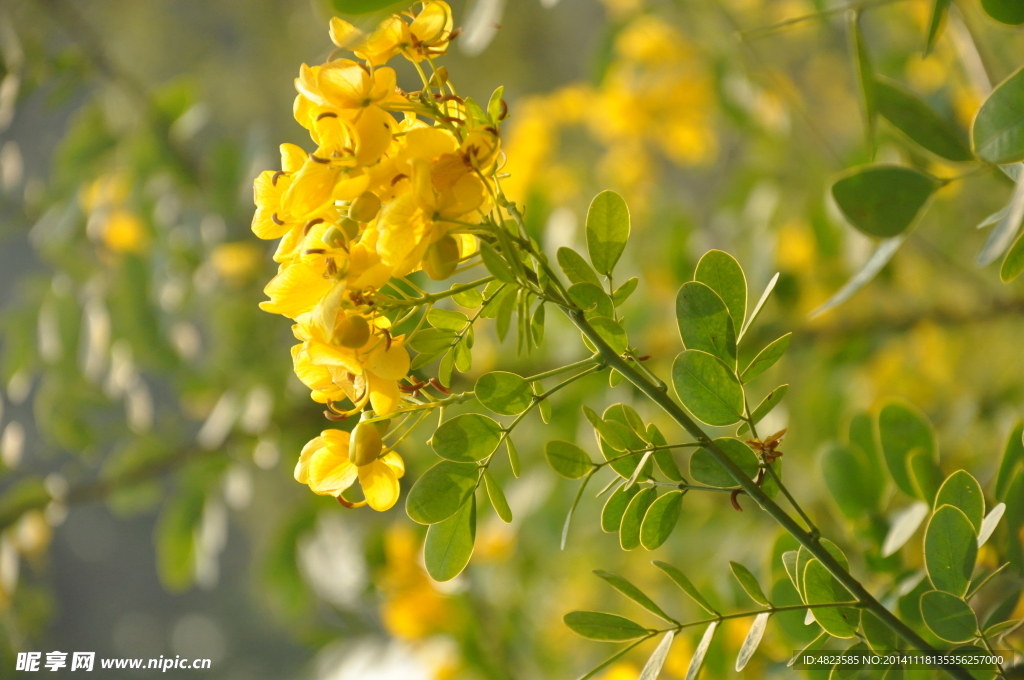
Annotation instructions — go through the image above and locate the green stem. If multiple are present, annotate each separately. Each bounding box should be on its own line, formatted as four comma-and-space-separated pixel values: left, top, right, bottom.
390, 276, 495, 308
566, 309, 973, 680
660, 601, 866, 633
527, 356, 602, 383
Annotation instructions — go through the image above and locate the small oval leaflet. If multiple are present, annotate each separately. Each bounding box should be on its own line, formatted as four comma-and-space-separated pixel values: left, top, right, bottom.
586, 190, 630, 276
974, 65, 1024, 164
601, 482, 638, 533
920, 590, 978, 643
672, 350, 745, 427
619, 487, 657, 551
684, 621, 718, 680
924, 504, 977, 597
831, 165, 936, 238
638, 630, 674, 680
689, 437, 760, 488
563, 611, 649, 641
424, 496, 476, 582
694, 249, 747, 332
802, 559, 859, 638
675, 281, 736, 364
545, 440, 593, 479
431, 413, 503, 462
405, 460, 479, 525
639, 490, 683, 550
475, 371, 533, 416
881, 501, 930, 557
934, 470, 984, 534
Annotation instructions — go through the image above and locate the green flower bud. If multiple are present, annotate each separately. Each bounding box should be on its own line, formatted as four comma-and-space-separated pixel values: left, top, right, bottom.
322, 225, 346, 248
339, 217, 360, 240
333, 314, 371, 349
349, 192, 381, 223
423, 234, 460, 281
348, 421, 383, 467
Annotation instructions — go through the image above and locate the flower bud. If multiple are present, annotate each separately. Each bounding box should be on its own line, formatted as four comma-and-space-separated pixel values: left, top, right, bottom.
333, 314, 371, 348
339, 217, 361, 240
348, 421, 383, 466
422, 234, 460, 281
348, 192, 381, 223
321, 225, 347, 248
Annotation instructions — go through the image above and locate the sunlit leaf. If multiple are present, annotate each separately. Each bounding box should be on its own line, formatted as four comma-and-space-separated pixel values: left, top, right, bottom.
558, 247, 602, 286
639, 490, 683, 550
925, 504, 977, 596
586, 190, 630, 276
406, 461, 479, 524
653, 561, 717, 615
875, 77, 972, 161
694, 249, 746, 331
424, 496, 476, 582
672, 350, 745, 427
730, 561, 770, 606
908, 449, 944, 505
602, 482, 638, 533
431, 414, 503, 462
802, 559, 859, 638
484, 470, 512, 523
675, 281, 736, 364
934, 470, 984, 533
594, 569, 675, 622
974, 66, 1024, 163
980, 0, 1024, 25
882, 501, 931, 557
811, 235, 906, 317
475, 371, 533, 416
639, 630, 674, 680
978, 503, 1006, 547
589, 316, 628, 355
620, 487, 657, 551
920, 590, 978, 643
545, 440, 593, 479
735, 612, 770, 671
878, 400, 937, 498
741, 333, 791, 382
684, 621, 717, 680
689, 437, 759, 488
564, 611, 649, 641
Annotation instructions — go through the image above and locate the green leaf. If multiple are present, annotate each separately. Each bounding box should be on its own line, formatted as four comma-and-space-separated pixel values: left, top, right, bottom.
996, 421, 1024, 501
620, 487, 657, 551
694, 250, 747, 331
782, 551, 801, 598
925, 0, 952, 54
332, 0, 404, 14
589, 316, 628, 355
925, 504, 977, 596
935, 470, 985, 533
920, 590, 978, 643
453, 286, 483, 309
480, 242, 517, 284
454, 335, 472, 373
584, 406, 626, 450
741, 333, 792, 382
437, 350, 454, 388
653, 561, 717, 615
563, 611, 650, 641
431, 414, 503, 462
427, 308, 469, 331
849, 10, 877, 151
612, 277, 639, 306
424, 496, 476, 582
979, 503, 1007, 549
981, 0, 1024, 25
474, 371, 533, 416
409, 328, 457, 355
737, 385, 788, 436
406, 461, 479, 524
1000, 229, 1024, 282
984, 618, 1022, 640
822, 444, 874, 520
639, 631, 675, 680
861, 611, 898, 653
730, 561, 770, 606
594, 570, 675, 622
689, 437, 759, 488
586, 190, 630, 275
648, 425, 683, 482
672, 350, 745, 427
810, 235, 906, 318
568, 282, 615, 318
831, 165, 937, 238
878, 400, 937, 498
881, 501, 931, 557
639, 490, 683, 550
483, 470, 512, 523
675, 281, 736, 364
602, 482, 638, 532
735, 612, 770, 672
545, 440, 593, 479
684, 622, 718, 680
802, 559, 860, 638
557, 247, 602, 286
487, 86, 504, 122
531, 303, 545, 344
908, 448, 944, 505
506, 438, 521, 478
494, 285, 518, 341
974, 66, 1024, 163
875, 77, 972, 161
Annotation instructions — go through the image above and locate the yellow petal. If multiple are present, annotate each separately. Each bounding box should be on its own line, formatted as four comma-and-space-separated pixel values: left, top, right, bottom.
308, 431, 357, 495
294, 436, 323, 484
282, 158, 339, 220
352, 106, 396, 166
280, 143, 308, 173
365, 338, 410, 380
409, 1, 452, 46
380, 451, 405, 479
259, 260, 334, 318
329, 17, 364, 49
358, 459, 400, 511
368, 371, 402, 416
305, 339, 364, 375
318, 59, 369, 110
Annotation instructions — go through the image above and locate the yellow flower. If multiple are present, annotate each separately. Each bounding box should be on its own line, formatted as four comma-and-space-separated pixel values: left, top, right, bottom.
211, 241, 263, 285
401, 1, 455, 62
330, 15, 406, 66
294, 429, 405, 510
102, 210, 149, 254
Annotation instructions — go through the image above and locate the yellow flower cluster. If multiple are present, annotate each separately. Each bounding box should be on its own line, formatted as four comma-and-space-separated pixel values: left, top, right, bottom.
503, 14, 715, 208
252, 2, 502, 511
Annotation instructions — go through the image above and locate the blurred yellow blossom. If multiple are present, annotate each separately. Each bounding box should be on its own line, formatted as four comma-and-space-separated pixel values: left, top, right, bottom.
378, 524, 458, 640
211, 241, 263, 285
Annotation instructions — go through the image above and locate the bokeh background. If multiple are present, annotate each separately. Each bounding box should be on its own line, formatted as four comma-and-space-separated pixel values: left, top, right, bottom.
0, 0, 1022, 678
